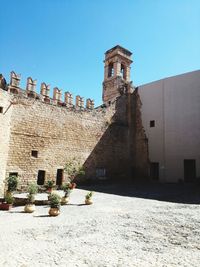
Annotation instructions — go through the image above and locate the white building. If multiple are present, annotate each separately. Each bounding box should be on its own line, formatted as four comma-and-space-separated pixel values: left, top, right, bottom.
138, 70, 200, 182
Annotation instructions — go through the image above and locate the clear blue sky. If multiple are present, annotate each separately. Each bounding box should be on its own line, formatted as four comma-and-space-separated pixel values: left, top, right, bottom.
0, 0, 199, 106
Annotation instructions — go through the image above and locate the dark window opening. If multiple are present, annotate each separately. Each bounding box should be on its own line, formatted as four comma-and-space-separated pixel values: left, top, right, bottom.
37, 170, 45, 185
31, 150, 38, 158
184, 159, 196, 182
120, 64, 126, 79
108, 63, 114, 78
150, 120, 155, 127
56, 169, 64, 186
9, 172, 18, 178
0, 107, 3, 113
150, 162, 159, 180
108, 101, 111, 105
96, 168, 107, 180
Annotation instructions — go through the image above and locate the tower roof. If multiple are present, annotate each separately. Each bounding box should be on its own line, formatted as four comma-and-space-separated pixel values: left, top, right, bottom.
105, 45, 132, 56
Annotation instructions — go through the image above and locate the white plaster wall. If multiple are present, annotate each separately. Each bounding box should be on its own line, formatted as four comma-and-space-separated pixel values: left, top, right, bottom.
0, 89, 13, 196
139, 70, 200, 182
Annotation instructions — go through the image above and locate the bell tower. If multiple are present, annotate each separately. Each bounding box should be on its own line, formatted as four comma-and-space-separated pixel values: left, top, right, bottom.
102, 45, 133, 104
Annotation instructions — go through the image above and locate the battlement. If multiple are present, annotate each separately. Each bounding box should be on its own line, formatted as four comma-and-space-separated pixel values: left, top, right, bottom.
0, 71, 95, 110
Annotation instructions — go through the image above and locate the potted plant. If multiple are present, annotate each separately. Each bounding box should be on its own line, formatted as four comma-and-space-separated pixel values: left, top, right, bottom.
45, 180, 55, 193
0, 175, 18, 211
85, 191, 93, 205
24, 183, 38, 213
61, 182, 76, 205
7, 175, 18, 192
0, 193, 14, 210
48, 193, 61, 216
64, 158, 85, 181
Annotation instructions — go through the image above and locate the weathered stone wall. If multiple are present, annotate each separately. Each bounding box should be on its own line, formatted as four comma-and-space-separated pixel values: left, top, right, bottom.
0, 90, 13, 196
3, 92, 130, 191
128, 88, 149, 180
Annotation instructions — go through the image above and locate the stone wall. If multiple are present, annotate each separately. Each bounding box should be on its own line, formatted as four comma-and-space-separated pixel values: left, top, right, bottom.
128, 88, 149, 180
0, 80, 149, 195
3, 91, 130, 191
0, 90, 13, 196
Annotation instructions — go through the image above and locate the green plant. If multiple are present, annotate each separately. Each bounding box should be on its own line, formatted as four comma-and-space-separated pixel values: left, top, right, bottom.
61, 183, 71, 197
6, 175, 18, 192
26, 183, 38, 204
49, 193, 61, 208
27, 194, 35, 204
64, 158, 85, 180
61, 182, 76, 197
85, 191, 93, 200
5, 193, 14, 204
45, 180, 55, 189
27, 183, 38, 195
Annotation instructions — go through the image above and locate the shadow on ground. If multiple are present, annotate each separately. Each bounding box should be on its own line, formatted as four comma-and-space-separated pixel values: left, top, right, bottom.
78, 181, 200, 204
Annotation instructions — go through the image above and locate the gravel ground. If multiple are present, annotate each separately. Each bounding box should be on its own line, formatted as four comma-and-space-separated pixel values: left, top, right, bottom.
0, 186, 200, 267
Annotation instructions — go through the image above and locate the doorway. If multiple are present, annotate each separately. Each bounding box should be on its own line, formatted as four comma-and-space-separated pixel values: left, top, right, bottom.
56, 169, 63, 186
37, 170, 45, 185
184, 159, 196, 182
150, 162, 159, 181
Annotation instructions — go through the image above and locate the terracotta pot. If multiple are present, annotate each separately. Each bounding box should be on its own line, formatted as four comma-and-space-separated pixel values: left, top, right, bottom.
47, 188, 53, 193
24, 204, 36, 213
0, 203, 12, 210
49, 207, 60, 216
61, 196, 69, 205
85, 198, 93, 205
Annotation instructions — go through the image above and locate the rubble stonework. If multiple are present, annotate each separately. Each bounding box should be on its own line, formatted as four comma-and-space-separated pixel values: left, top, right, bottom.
0, 46, 148, 195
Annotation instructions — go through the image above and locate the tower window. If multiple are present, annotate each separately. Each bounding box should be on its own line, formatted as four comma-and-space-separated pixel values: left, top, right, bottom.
108, 63, 114, 78
0, 107, 3, 113
120, 64, 126, 79
150, 120, 155, 127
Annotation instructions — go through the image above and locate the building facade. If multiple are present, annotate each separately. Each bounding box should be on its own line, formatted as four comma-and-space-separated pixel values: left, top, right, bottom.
0, 45, 199, 196
139, 70, 200, 182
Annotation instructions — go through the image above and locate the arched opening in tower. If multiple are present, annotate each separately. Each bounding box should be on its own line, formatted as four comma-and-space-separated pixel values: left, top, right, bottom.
108, 63, 114, 78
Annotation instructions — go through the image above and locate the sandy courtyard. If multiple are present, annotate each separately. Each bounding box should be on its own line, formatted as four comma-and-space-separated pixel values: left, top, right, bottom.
0, 185, 200, 267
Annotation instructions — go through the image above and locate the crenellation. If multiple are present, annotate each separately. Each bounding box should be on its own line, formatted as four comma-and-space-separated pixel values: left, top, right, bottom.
26, 77, 37, 98
80, 97, 84, 109
75, 95, 84, 109
40, 82, 50, 103
1, 71, 97, 111
8, 71, 21, 94
64, 91, 73, 107
40, 82, 50, 97
26, 77, 37, 92
53, 87, 62, 103
86, 98, 94, 109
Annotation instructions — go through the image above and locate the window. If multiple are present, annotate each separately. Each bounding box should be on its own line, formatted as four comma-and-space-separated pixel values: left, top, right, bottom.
37, 170, 45, 185
9, 172, 18, 178
96, 168, 106, 180
56, 169, 63, 186
120, 64, 126, 79
31, 150, 38, 158
150, 120, 155, 127
0, 107, 3, 113
108, 63, 114, 78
